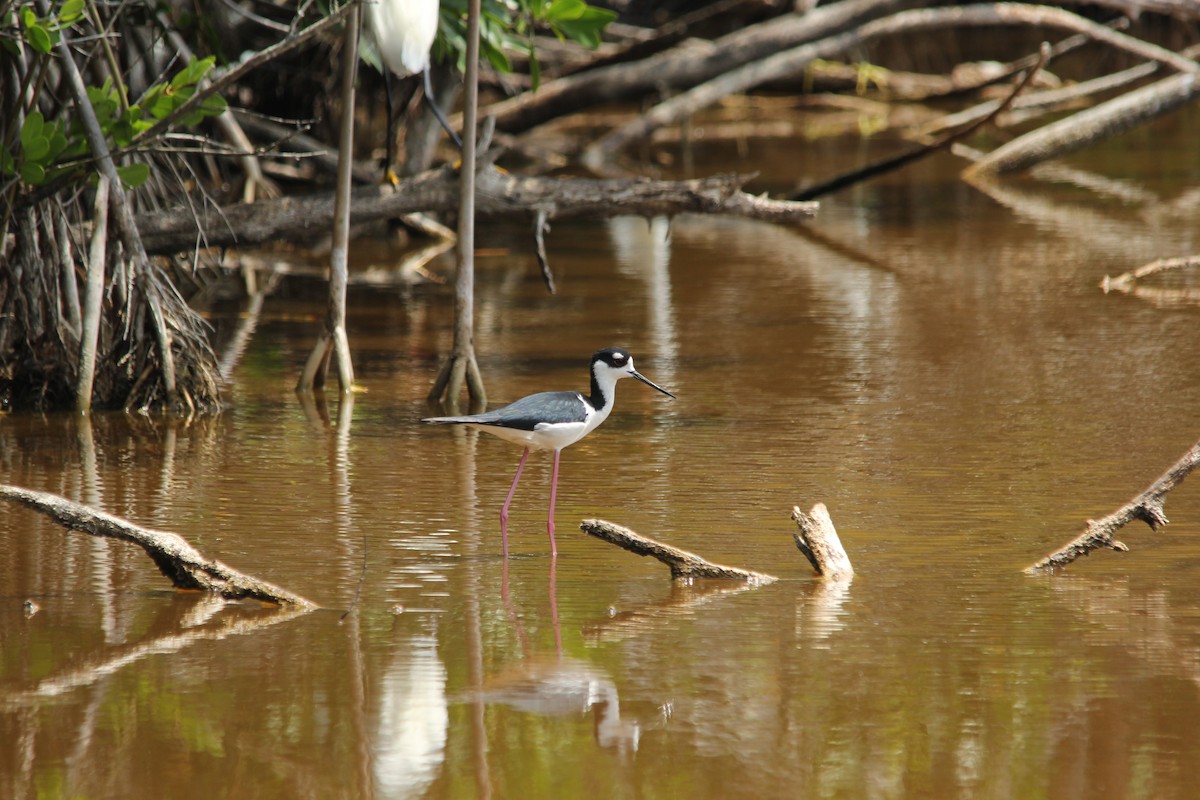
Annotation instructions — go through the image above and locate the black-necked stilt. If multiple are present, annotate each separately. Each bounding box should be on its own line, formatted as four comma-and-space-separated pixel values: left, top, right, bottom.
423, 347, 675, 557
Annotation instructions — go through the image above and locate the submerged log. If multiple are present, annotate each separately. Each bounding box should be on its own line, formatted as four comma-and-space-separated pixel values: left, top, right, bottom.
791, 503, 854, 580
1026, 437, 1200, 573
0, 485, 316, 607
581, 519, 777, 583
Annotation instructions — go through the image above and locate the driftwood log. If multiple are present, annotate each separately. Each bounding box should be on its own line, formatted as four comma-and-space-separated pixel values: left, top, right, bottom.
791, 503, 854, 580
134, 169, 817, 255
580, 519, 777, 583
0, 485, 315, 607
1026, 437, 1200, 573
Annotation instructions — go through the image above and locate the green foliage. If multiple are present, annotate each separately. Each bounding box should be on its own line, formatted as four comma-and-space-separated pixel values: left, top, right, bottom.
4, 40, 226, 190
434, 0, 616, 90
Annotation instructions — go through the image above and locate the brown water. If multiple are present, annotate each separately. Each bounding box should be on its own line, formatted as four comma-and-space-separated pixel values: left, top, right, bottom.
4, 109, 1200, 799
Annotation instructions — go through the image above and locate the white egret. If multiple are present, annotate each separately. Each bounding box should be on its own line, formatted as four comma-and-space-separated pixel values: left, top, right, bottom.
361, 0, 461, 177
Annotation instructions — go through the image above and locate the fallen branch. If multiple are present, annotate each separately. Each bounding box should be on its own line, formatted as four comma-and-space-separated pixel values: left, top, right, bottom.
0, 485, 316, 607
965, 70, 1200, 177
1026, 437, 1200, 573
134, 169, 817, 255
792, 41, 1049, 200
791, 503, 854, 580
584, 3, 1200, 164
580, 519, 777, 583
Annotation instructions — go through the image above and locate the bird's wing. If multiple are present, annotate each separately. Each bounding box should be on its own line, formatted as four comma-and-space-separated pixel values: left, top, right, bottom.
423, 392, 585, 431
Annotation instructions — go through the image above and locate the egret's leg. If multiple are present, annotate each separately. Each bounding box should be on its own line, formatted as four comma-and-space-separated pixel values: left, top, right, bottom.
547, 449, 561, 557
383, 70, 397, 182
500, 447, 529, 558
423, 66, 462, 149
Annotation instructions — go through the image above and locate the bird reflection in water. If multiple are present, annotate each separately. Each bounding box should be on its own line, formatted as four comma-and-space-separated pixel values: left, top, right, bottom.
461, 559, 640, 754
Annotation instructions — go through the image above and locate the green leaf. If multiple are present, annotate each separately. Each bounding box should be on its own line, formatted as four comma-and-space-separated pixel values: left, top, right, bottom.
20, 161, 46, 185
45, 125, 69, 161
545, 0, 588, 21
26, 22, 54, 54
58, 0, 86, 25
116, 162, 150, 189
170, 56, 214, 90
21, 112, 45, 149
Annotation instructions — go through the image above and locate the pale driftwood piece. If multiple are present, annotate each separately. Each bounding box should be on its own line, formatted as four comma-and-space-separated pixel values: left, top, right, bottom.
1101, 256, 1200, 305
0, 485, 316, 608
1026, 438, 1200, 573
580, 519, 777, 583
135, 170, 817, 255
791, 503, 854, 580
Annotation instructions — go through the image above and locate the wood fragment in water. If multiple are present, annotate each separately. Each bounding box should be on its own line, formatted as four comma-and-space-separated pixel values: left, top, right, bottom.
580, 519, 777, 583
791, 503, 854, 580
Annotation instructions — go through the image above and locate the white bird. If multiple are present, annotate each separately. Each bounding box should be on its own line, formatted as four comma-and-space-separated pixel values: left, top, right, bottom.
361, 0, 461, 175
423, 348, 675, 557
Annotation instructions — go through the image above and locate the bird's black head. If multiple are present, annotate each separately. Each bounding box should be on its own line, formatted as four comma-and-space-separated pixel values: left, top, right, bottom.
590, 347, 675, 399
592, 347, 632, 370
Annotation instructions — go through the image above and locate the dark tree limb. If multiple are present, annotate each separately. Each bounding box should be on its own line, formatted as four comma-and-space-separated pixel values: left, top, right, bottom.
791, 503, 854, 580
0, 484, 316, 607
581, 518, 778, 583
481, 0, 912, 134
1026, 437, 1200, 573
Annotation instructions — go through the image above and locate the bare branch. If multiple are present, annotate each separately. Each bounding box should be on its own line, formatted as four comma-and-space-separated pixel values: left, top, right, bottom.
1026, 438, 1200, 573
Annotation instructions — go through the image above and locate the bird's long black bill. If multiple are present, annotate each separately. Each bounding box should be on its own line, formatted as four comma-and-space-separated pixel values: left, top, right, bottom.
631, 370, 675, 398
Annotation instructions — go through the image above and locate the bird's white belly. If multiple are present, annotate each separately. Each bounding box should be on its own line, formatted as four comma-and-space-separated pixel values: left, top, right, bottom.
468, 420, 589, 451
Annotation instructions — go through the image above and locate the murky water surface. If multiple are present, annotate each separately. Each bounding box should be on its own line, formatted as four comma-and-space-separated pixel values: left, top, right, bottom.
4, 109, 1200, 799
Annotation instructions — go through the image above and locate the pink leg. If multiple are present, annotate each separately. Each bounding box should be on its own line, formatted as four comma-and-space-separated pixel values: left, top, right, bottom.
547, 449, 561, 557
500, 447, 530, 558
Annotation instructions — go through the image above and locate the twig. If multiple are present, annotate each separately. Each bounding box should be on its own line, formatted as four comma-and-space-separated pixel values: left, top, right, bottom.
532, 208, 556, 294
581, 518, 778, 583
0, 484, 316, 607
1026, 437, 1200, 573
135, 4, 353, 146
